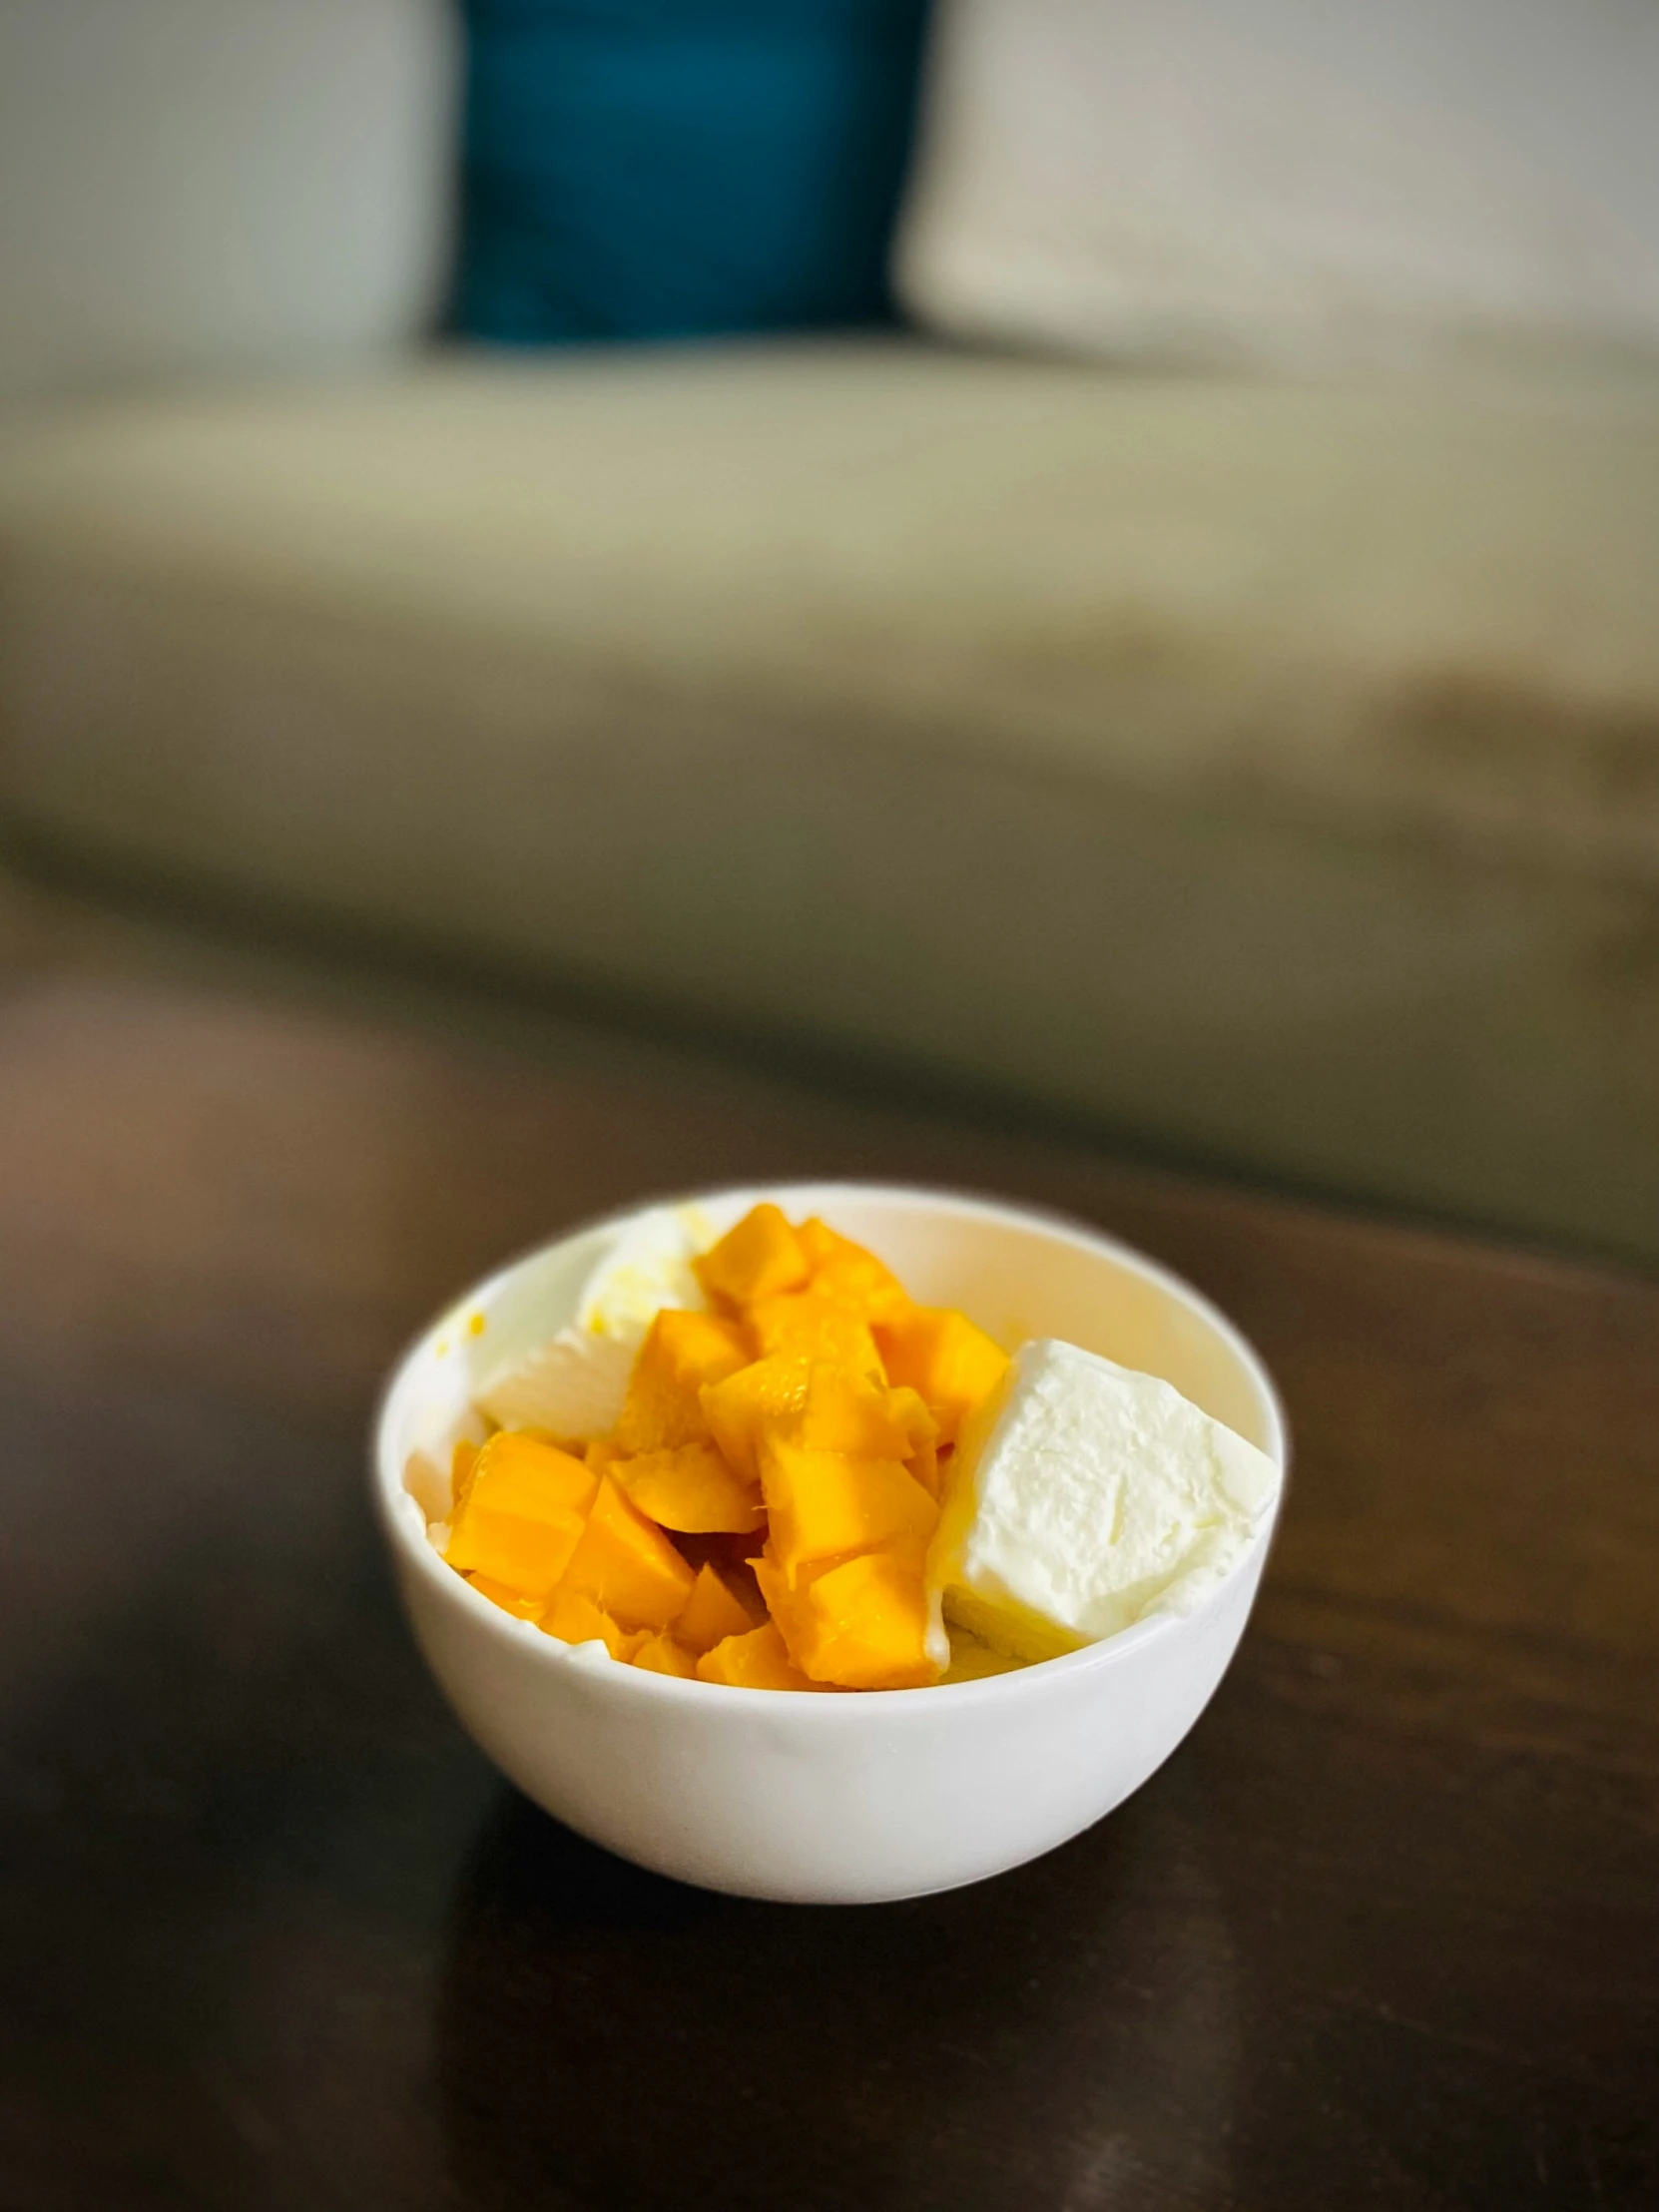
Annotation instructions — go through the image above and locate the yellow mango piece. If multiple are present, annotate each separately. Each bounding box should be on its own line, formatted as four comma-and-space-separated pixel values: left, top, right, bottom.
788, 1365, 937, 1460
630, 1631, 698, 1679
798, 1217, 911, 1323
941, 1626, 1025, 1683
466, 1572, 543, 1621
885, 1384, 942, 1498
443, 1432, 598, 1598
557, 1473, 697, 1630
514, 1425, 589, 1456
611, 1441, 765, 1535
760, 1550, 937, 1691
451, 1437, 481, 1515
747, 1290, 883, 1380
542, 1586, 648, 1662
674, 1559, 763, 1656
905, 1434, 941, 1502
886, 1383, 937, 1449
700, 1353, 812, 1483
616, 1309, 751, 1454
874, 1306, 1009, 1444
695, 1621, 832, 1691
702, 1546, 770, 1629
693, 1203, 811, 1309
759, 1434, 939, 1584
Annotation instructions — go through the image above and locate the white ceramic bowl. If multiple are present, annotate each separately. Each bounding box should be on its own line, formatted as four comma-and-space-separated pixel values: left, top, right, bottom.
372, 1183, 1288, 1905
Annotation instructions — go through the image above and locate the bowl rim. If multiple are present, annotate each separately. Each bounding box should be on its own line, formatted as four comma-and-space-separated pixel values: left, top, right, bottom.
371, 1179, 1291, 1718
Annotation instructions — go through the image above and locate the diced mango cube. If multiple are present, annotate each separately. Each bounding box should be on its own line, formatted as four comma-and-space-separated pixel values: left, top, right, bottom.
616, 1309, 751, 1454
700, 1354, 811, 1483
885, 1384, 942, 1497
631, 1630, 698, 1678
542, 1586, 648, 1662
694, 1621, 832, 1691
798, 1217, 911, 1323
759, 1550, 937, 1690
556, 1473, 697, 1630
886, 1384, 938, 1450
790, 1364, 937, 1459
759, 1434, 939, 1584
466, 1572, 544, 1621
693, 1203, 811, 1309
875, 1307, 1009, 1444
450, 1436, 481, 1515
706, 1355, 937, 1491
746, 1290, 884, 1379
904, 1436, 941, 1501
674, 1559, 764, 1656
612, 1441, 765, 1534
443, 1432, 598, 1598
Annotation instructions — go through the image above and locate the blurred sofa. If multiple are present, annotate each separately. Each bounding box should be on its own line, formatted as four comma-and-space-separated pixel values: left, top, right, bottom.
1, 1, 1657, 1269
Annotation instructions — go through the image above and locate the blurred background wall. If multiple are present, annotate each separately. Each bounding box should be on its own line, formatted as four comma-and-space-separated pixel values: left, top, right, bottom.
0, 0, 455, 400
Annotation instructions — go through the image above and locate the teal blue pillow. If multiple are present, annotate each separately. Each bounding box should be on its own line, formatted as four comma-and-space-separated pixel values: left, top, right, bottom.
453, 0, 930, 343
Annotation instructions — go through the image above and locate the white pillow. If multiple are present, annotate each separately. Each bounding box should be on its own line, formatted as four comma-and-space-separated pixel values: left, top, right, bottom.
895, 0, 1659, 369
0, 0, 456, 403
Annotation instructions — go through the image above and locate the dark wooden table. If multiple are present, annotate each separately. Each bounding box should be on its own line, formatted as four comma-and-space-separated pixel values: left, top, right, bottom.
1, 873, 1654, 2212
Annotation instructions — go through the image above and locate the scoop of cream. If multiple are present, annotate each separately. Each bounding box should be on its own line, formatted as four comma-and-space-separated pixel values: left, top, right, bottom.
474, 1204, 714, 1440
928, 1339, 1281, 1664
576, 1203, 713, 1341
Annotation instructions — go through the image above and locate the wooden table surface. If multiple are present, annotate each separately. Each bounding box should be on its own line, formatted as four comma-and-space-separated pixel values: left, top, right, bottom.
0, 876, 1654, 2212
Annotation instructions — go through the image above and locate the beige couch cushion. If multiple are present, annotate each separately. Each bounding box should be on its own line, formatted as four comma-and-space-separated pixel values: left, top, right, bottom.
2, 342, 1657, 1261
